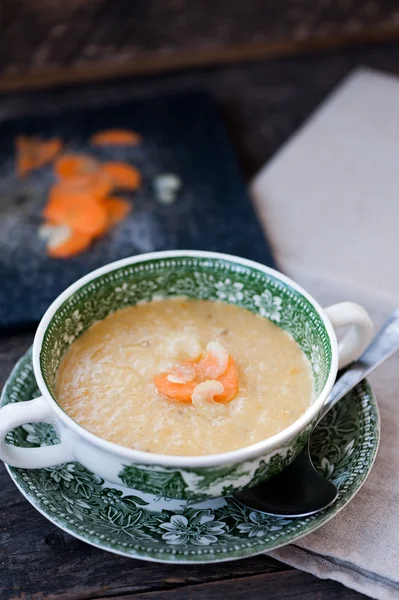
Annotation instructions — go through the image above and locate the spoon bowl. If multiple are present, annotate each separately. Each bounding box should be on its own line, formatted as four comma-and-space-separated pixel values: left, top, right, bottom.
234, 309, 399, 517
235, 445, 338, 517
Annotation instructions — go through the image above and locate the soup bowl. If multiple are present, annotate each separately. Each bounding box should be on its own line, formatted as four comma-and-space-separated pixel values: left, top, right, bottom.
0, 251, 372, 500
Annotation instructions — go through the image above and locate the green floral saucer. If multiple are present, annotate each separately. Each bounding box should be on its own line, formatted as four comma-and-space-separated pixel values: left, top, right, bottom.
3, 348, 379, 563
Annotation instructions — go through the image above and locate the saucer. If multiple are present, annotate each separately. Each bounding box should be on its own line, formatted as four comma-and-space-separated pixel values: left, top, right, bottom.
2, 348, 379, 563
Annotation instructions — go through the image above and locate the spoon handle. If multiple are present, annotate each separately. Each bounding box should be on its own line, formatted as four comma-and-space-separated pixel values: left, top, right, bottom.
319, 308, 399, 421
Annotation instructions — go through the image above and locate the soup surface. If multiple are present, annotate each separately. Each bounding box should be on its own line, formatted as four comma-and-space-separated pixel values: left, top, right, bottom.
56, 298, 313, 455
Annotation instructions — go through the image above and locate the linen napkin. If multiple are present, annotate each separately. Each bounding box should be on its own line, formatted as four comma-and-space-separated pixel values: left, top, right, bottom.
251, 68, 399, 600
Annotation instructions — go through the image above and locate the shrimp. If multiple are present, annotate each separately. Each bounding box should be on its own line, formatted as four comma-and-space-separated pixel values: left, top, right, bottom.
191, 380, 226, 417
154, 341, 239, 405
160, 335, 202, 361
198, 341, 229, 380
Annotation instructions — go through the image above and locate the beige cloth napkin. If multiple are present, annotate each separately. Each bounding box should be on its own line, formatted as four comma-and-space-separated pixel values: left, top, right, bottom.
251, 68, 399, 599
269, 271, 399, 600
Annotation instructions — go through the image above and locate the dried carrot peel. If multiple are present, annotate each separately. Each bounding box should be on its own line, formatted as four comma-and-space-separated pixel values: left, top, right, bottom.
38, 138, 63, 163
88, 171, 114, 201
48, 229, 93, 258
44, 183, 108, 236
55, 154, 100, 180
17, 155, 33, 179
103, 196, 132, 226
15, 136, 32, 177
16, 136, 62, 177
40, 147, 140, 258
63, 171, 113, 202
102, 162, 141, 190
46, 168, 113, 209
90, 129, 142, 146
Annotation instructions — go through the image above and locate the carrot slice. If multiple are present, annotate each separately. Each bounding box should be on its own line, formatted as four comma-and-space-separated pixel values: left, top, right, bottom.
16, 136, 62, 177
103, 196, 132, 226
213, 356, 239, 404
48, 230, 93, 258
90, 129, 142, 146
16, 136, 32, 177
55, 154, 100, 180
154, 373, 197, 403
102, 162, 141, 190
38, 139, 63, 164
63, 171, 113, 201
154, 349, 239, 405
17, 154, 34, 178
89, 171, 114, 201
44, 184, 108, 236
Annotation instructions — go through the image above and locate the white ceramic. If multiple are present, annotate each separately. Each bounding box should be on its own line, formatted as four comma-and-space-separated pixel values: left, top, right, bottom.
0, 251, 373, 500
2, 350, 379, 562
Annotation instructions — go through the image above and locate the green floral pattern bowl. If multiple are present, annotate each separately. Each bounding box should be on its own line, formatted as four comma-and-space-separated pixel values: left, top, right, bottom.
3, 348, 379, 562
0, 251, 373, 499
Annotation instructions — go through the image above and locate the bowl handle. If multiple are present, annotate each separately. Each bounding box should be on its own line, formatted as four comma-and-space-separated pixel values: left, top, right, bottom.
324, 302, 373, 369
0, 396, 74, 468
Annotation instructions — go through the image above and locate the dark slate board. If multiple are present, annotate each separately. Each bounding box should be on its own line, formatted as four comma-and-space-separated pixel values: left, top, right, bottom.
0, 92, 275, 327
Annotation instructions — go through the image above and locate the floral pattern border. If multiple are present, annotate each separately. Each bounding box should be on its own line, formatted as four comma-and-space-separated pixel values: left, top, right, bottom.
39, 256, 332, 400
3, 349, 379, 563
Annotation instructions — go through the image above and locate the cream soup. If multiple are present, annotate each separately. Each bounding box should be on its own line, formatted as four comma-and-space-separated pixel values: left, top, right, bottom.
56, 299, 313, 456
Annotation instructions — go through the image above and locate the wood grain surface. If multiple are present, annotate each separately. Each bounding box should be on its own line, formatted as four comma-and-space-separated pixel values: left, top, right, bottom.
1, 0, 399, 91
2, 39, 397, 599
1, 40, 399, 181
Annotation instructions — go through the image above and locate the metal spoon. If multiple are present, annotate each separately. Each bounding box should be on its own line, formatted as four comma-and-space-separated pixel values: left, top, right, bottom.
234, 309, 399, 517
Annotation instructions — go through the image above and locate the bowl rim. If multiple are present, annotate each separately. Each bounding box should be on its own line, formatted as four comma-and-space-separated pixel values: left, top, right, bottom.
33, 250, 338, 468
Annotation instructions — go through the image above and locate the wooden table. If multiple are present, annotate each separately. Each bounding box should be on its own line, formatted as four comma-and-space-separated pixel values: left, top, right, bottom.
1, 0, 399, 92
3, 39, 399, 599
